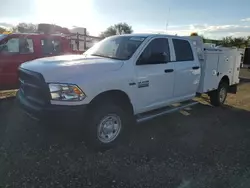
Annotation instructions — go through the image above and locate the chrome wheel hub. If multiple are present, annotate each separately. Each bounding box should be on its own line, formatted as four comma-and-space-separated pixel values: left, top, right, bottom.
97, 114, 122, 143
219, 87, 226, 103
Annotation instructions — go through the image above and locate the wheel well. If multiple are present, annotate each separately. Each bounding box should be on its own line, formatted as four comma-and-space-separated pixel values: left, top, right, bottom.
90, 90, 134, 115
220, 75, 230, 86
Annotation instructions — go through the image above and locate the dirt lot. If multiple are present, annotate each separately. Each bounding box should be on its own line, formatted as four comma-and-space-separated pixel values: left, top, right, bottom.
1, 69, 250, 188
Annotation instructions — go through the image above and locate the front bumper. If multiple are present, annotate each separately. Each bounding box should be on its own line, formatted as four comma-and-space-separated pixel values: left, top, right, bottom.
17, 90, 88, 122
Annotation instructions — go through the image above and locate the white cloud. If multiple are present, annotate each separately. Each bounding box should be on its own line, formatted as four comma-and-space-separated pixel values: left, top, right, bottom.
0, 22, 14, 29
241, 18, 250, 22
1, 18, 250, 39
137, 23, 250, 39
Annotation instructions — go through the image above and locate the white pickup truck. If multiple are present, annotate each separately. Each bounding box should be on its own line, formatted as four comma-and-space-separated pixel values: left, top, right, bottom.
17, 34, 241, 149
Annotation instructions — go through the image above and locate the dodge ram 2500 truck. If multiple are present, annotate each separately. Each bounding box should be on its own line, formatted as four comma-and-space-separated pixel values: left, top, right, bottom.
17, 34, 241, 149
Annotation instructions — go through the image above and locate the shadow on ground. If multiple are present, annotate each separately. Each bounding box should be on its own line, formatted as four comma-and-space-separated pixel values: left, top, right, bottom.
240, 77, 250, 84
1, 95, 250, 187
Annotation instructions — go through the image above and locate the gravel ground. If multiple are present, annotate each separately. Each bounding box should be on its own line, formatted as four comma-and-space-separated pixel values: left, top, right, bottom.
1, 69, 250, 188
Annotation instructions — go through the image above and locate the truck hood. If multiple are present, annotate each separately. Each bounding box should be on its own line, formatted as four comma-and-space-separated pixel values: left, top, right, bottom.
20, 55, 124, 82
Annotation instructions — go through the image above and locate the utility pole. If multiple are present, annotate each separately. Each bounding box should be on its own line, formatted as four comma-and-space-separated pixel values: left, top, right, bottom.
83, 28, 87, 51
166, 8, 171, 33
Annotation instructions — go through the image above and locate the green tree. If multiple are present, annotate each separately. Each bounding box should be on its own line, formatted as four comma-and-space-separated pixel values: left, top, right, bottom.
221, 36, 234, 47
221, 36, 248, 48
232, 37, 246, 48
100, 22, 133, 38
0, 27, 6, 33
246, 36, 250, 47
13, 23, 37, 33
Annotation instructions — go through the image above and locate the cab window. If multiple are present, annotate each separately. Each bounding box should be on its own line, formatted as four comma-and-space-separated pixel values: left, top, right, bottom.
173, 39, 194, 61
1, 38, 34, 54
41, 38, 62, 55
137, 38, 170, 65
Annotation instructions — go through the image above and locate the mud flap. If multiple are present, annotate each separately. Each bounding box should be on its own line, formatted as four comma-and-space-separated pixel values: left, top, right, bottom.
228, 84, 237, 94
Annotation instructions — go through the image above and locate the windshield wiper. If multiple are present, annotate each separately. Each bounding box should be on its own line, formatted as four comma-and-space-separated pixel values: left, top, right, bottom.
91, 53, 124, 60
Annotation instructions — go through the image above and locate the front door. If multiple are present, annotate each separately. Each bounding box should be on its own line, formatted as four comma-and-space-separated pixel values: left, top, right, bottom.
135, 37, 175, 113
171, 38, 201, 100
0, 37, 36, 90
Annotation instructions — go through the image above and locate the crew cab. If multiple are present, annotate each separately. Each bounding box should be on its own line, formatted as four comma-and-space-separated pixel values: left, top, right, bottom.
0, 33, 76, 90
17, 34, 241, 149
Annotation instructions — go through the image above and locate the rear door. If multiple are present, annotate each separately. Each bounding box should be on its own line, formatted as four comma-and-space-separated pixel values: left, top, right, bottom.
0, 36, 36, 90
172, 38, 201, 99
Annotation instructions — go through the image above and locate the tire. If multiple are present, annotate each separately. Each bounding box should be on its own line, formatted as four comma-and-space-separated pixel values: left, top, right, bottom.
209, 82, 228, 106
85, 102, 130, 151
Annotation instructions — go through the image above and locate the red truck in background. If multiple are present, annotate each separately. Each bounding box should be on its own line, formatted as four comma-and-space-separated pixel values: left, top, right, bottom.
0, 32, 84, 90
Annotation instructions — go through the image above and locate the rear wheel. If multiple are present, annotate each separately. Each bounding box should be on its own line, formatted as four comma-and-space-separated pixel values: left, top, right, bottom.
209, 82, 228, 106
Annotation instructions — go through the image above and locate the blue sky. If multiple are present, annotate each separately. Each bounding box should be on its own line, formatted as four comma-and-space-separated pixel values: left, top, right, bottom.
1, 0, 250, 39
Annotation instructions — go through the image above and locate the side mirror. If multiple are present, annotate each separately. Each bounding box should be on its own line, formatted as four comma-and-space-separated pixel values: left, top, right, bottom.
0, 44, 7, 52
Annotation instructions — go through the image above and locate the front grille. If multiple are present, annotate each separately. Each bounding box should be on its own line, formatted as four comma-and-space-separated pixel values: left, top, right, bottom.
19, 68, 50, 106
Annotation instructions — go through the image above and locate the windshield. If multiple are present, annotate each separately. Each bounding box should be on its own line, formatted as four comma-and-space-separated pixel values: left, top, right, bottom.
84, 35, 146, 60
0, 34, 7, 41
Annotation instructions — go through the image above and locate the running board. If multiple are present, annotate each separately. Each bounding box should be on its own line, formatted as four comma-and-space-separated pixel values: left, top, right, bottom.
136, 100, 199, 123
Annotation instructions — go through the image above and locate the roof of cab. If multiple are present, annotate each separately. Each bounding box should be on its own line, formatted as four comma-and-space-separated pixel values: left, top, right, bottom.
118, 33, 189, 39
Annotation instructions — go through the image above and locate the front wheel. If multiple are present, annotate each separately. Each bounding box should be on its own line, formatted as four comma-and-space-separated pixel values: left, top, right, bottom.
209, 82, 228, 106
85, 103, 129, 150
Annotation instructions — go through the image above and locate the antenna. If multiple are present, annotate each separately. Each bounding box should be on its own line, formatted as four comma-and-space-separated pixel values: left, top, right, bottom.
166, 8, 171, 33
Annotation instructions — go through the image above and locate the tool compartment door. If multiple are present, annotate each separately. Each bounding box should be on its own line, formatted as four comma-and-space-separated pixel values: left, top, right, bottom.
217, 51, 234, 85
231, 51, 241, 84
201, 51, 220, 92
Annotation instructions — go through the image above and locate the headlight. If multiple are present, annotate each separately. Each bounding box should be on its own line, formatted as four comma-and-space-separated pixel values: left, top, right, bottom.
48, 83, 86, 101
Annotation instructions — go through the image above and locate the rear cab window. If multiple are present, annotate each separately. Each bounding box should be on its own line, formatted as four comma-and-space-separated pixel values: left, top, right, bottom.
173, 39, 194, 61
41, 38, 62, 55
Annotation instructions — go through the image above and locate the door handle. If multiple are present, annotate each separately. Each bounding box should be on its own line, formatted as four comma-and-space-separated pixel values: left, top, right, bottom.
192, 66, 200, 70
164, 69, 174, 73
